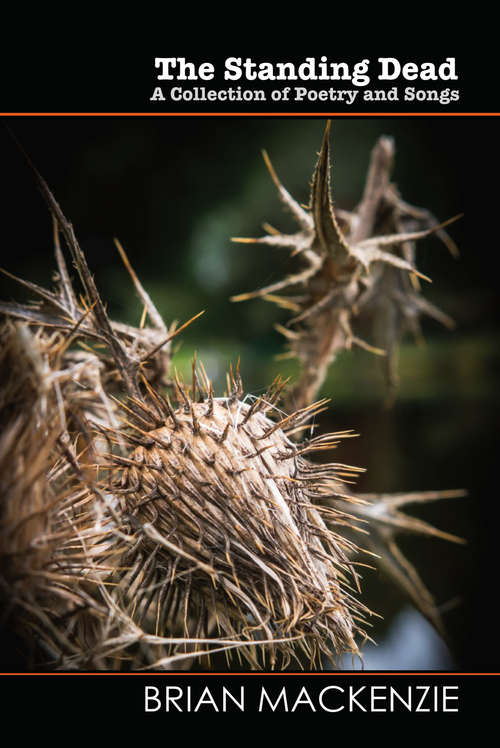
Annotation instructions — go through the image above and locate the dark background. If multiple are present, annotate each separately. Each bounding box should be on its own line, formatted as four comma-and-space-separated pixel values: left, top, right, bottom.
0, 115, 498, 671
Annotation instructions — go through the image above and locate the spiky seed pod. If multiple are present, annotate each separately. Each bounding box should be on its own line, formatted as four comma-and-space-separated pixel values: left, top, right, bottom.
106, 376, 371, 668
232, 121, 461, 408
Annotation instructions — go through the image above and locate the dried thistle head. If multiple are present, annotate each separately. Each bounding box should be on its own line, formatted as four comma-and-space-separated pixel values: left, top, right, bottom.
106, 367, 373, 668
232, 121, 461, 407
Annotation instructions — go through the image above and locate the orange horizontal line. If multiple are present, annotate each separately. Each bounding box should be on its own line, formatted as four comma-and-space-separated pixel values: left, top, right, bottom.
0, 112, 499, 117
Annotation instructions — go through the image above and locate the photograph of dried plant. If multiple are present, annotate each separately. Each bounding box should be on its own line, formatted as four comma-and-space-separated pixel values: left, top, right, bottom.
0, 117, 494, 672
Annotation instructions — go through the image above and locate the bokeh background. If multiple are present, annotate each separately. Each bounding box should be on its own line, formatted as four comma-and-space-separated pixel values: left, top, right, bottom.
0, 116, 498, 671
